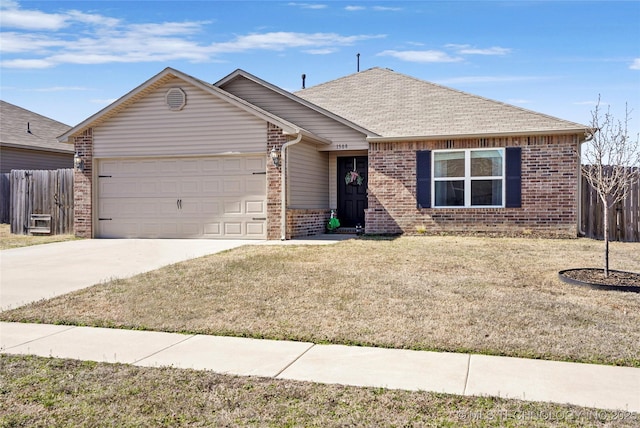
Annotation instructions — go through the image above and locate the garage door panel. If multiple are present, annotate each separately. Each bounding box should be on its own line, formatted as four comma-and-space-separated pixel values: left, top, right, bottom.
224, 222, 243, 235
246, 200, 265, 214
246, 157, 266, 170
224, 201, 242, 215
203, 222, 222, 236
97, 156, 267, 239
246, 222, 266, 236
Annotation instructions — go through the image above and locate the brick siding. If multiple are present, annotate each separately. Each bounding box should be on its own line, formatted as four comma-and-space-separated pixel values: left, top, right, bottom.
365, 135, 581, 237
287, 209, 332, 238
72, 129, 93, 238
267, 123, 287, 240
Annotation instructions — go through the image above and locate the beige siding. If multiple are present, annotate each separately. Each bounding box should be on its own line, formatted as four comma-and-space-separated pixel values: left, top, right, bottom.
93, 78, 267, 158
0, 147, 73, 173
221, 77, 368, 151
288, 141, 329, 209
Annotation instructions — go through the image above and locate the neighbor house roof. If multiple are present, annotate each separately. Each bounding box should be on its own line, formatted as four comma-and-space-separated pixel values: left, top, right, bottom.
295, 67, 589, 141
0, 100, 73, 153
59, 68, 329, 145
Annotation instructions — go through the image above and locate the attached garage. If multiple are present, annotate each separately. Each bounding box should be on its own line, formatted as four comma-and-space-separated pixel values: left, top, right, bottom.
96, 155, 267, 238
61, 67, 332, 240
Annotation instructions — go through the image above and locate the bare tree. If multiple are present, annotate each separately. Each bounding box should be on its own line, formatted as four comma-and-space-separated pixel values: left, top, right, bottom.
582, 97, 640, 277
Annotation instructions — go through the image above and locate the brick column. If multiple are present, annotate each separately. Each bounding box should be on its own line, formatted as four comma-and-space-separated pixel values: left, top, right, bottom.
73, 128, 93, 238
266, 123, 287, 240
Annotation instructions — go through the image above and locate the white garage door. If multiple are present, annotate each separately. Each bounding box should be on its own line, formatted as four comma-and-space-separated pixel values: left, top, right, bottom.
96, 156, 267, 238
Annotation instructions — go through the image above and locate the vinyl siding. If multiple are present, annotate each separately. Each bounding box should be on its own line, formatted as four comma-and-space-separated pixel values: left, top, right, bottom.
93, 78, 267, 158
288, 141, 329, 209
221, 77, 368, 151
0, 147, 73, 173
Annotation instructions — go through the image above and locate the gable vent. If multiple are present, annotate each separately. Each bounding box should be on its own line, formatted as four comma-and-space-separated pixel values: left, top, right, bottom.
165, 88, 186, 111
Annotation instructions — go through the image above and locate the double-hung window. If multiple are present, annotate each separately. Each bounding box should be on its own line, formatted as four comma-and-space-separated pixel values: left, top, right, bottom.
433, 149, 505, 207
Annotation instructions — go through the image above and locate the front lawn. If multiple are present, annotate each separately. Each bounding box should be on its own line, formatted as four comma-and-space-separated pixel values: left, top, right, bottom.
2, 236, 638, 366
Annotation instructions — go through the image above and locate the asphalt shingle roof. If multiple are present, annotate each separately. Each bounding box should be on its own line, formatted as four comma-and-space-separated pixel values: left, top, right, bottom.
295, 67, 587, 139
1, 100, 73, 153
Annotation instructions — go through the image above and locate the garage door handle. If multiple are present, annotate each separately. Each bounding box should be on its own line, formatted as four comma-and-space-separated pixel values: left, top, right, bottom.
177, 199, 182, 209
252, 217, 266, 221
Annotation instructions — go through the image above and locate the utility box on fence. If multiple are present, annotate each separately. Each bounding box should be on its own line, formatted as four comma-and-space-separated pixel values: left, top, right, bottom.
29, 213, 52, 235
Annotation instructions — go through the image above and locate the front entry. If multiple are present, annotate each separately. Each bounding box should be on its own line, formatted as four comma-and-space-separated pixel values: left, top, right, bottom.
337, 156, 368, 228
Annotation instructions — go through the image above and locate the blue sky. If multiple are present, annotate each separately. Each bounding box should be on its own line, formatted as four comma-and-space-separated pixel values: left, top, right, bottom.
1, 0, 639, 137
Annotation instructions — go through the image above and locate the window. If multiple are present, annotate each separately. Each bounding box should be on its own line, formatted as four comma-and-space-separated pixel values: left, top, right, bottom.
433, 149, 505, 207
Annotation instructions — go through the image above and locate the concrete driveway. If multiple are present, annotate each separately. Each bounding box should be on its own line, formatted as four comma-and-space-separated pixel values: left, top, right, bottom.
0, 239, 256, 310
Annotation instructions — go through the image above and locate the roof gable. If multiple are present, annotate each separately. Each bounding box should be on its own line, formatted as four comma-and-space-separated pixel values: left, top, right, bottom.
295, 67, 588, 139
216, 69, 376, 137
59, 68, 328, 144
0, 100, 73, 153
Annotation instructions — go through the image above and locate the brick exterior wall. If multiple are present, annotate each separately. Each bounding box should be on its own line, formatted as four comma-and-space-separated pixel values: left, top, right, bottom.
72, 128, 93, 238
287, 209, 332, 238
267, 123, 287, 240
365, 135, 581, 237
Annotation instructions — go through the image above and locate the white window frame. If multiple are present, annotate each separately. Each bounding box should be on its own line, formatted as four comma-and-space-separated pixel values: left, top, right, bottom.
432, 148, 506, 208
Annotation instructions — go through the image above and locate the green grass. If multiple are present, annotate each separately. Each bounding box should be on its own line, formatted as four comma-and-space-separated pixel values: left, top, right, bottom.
1, 354, 638, 427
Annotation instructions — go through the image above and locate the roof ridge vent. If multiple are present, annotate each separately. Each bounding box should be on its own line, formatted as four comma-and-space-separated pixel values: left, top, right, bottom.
166, 87, 186, 111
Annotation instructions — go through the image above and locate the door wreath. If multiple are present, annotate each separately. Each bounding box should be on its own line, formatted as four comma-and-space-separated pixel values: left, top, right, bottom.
345, 158, 364, 186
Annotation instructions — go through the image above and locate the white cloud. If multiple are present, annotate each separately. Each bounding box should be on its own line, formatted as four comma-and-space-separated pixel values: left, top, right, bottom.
304, 48, 337, 55
372, 6, 402, 12
0, 32, 66, 53
1, 58, 54, 68
630, 58, 640, 70
1, 1, 384, 69
0, 1, 68, 30
213, 32, 384, 54
345, 5, 401, 12
0, 1, 119, 30
447, 44, 511, 55
287, 2, 327, 9
377, 50, 462, 63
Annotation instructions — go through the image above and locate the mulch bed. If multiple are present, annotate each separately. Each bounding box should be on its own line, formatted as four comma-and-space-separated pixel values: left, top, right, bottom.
558, 268, 640, 292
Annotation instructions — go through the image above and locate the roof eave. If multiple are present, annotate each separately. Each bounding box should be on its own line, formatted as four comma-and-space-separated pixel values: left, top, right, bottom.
1, 142, 74, 154
367, 128, 591, 143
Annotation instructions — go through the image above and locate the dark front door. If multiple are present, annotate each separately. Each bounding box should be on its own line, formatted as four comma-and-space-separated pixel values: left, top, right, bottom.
337, 156, 368, 227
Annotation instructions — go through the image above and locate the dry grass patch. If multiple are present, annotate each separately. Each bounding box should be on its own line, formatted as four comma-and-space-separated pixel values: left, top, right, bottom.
0, 224, 77, 250
1, 355, 637, 427
2, 236, 639, 366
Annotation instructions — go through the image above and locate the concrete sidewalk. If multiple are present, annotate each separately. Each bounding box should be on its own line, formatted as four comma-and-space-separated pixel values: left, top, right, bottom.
1, 321, 638, 413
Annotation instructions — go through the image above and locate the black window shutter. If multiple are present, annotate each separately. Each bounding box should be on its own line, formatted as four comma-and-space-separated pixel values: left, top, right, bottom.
505, 147, 522, 208
416, 150, 431, 208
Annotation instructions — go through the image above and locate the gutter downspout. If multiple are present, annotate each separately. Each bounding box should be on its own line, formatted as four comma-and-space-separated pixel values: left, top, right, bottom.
280, 133, 303, 240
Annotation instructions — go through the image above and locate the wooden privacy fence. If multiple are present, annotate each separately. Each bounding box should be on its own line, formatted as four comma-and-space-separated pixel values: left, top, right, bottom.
581, 166, 640, 242
0, 173, 9, 224
1, 169, 74, 235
